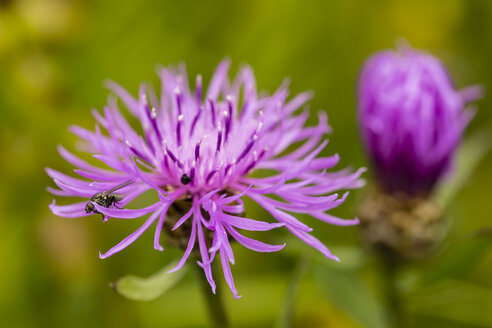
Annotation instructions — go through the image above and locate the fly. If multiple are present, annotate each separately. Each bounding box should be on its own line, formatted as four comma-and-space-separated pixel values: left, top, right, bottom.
85, 179, 134, 216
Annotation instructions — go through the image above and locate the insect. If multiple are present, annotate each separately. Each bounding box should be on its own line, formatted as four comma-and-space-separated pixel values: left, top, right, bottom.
180, 174, 192, 185
85, 180, 134, 215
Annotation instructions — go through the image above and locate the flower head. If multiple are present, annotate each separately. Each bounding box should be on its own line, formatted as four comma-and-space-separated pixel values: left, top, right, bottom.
358, 44, 481, 195
47, 60, 364, 298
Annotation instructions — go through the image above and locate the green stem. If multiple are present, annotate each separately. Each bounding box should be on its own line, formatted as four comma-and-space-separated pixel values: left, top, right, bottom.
276, 254, 311, 328
195, 260, 230, 328
380, 258, 403, 328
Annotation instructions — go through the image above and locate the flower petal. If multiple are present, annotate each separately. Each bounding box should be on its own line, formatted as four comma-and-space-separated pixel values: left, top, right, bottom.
286, 224, 339, 261
167, 217, 197, 273
49, 201, 89, 218
220, 213, 284, 231
99, 207, 163, 259
225, 224, 285, 252
219, 246, 241, 299
93, 202, 161, 219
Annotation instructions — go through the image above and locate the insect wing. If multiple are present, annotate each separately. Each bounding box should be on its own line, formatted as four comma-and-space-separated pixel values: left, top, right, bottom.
104, 179, 134, 194
112, 193, 124, 202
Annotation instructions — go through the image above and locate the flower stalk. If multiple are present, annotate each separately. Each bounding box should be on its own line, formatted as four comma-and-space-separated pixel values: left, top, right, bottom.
380, 257, 403, 328
195, 257, 229, 328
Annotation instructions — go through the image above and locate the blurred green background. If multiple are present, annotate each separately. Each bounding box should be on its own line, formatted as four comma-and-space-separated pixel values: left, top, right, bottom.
1, 0, 492, 327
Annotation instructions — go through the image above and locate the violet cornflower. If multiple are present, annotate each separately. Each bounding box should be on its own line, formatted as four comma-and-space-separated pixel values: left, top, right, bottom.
358, 45, 482, 195
47, 60, 364, 298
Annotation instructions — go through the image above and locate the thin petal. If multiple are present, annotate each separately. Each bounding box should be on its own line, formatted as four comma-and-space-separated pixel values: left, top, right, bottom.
172, 206, 194, 230
195, 204, 216, 293
93, 202, 161, 219
311, 212, 360, 226
286, 224, 339, 261
249, 194, 312, 232
105, 80, 140, 117
58, 145, 120, 177
225, 225, 285, 252
99, 207, 163, 258
167, 217, 197, 273
49, 201, 89, 218
220, 213, 284, 231
219, 246, 241, 299
207, 59, 231, 100
153, 201, 175, 251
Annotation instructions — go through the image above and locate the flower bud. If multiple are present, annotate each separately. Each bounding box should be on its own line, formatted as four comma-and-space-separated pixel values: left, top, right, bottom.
358, 44, 481, 195
357, 44, 481, 259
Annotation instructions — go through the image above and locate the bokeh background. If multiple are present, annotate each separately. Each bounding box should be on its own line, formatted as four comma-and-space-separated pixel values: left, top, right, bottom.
1, 0, 492, 327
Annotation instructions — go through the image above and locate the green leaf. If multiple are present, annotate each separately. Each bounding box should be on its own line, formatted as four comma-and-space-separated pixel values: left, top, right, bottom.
112, 261, 187, 301
314, 261, 389, 328
436, 129, 491, 209
419, 227, 492, 286
407, 280, 492, 327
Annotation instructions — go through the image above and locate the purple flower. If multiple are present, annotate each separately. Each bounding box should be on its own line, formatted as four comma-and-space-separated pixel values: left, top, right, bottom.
358, 45, 482, 195
47, 60, 364, 298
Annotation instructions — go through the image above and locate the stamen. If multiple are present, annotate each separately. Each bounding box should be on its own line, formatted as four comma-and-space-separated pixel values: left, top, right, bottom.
145, 105, 162, 141
206, 169, 218, 183
144, 130, 156, 154
126, 140, 151, 163
243, 151, 258, 174
176, 114, 184, 147
243, 161, 256, 174
161, 156, 170, 174
166, 147, 184, 168
189, 166, 196, 182
226, 95, 234, 118
256, 121, 264, 135
190, 107, 202, 137
258, 147, 268, 160
224, 159, 235, 176
195, 142, 201, 161
216, 124, 223, 154
224, 118, 231, 143
236, 136, 256, 163
175, 87, 183, 115
208, 98, 216, 128
196, 74, 202, 105
224, 97, 233, 143
150, 107, 157, 119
